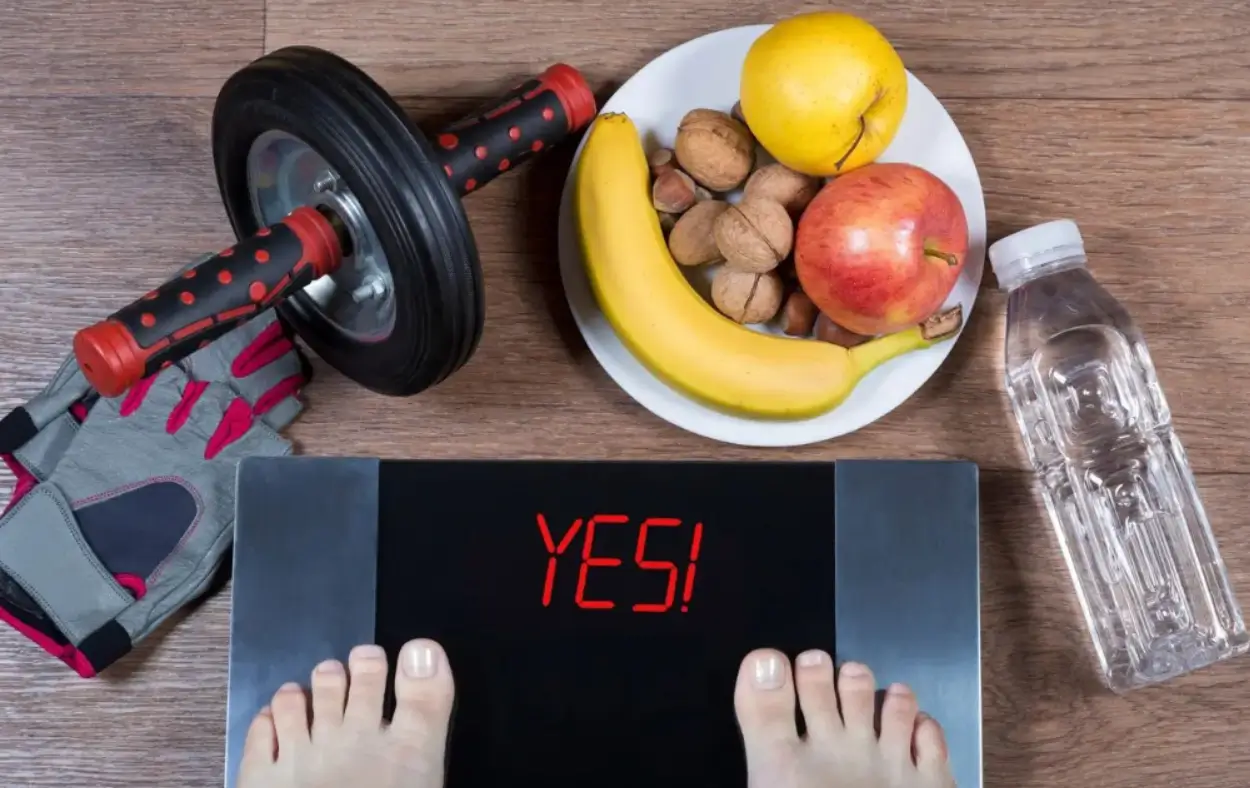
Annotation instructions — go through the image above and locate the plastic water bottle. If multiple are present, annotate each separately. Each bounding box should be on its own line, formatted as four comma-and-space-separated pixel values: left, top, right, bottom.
990, 220, 1250, 692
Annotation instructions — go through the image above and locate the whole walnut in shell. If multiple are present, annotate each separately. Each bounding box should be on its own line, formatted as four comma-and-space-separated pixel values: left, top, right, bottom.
744, 164, 822, 217
711, 267, 785, 324
713, 196, 793, 273
675, 109, 755, 192
668, 200, 729, 266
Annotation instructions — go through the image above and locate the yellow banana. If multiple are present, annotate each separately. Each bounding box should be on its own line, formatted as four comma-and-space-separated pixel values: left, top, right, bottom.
575, 112, 962, 420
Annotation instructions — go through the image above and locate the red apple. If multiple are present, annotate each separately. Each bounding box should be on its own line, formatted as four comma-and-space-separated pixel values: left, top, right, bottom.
794, 163, 968, 336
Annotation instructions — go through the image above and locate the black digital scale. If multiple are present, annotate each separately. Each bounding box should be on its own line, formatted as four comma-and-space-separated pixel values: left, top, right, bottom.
225, 458, 982, 787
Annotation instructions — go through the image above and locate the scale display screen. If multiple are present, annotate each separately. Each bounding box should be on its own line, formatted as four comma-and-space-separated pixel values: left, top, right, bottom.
375, 461, 837, 787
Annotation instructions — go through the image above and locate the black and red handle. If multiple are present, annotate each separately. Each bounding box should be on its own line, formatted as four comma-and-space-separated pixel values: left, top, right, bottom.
434, 64, 595, 196
73, 206, 343, 397
73, 64, 596, 397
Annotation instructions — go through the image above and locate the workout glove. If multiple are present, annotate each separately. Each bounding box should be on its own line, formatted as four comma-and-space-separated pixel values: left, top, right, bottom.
0, 308, 307, 676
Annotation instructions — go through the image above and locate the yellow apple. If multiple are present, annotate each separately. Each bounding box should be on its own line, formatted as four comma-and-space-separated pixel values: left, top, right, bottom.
741, 12, 908, 176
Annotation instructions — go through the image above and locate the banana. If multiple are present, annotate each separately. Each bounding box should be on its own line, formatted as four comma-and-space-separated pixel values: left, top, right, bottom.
575, 112, 962, 420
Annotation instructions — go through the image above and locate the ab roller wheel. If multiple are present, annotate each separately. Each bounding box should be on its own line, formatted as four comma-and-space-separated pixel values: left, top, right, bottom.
74, 46, 596, 397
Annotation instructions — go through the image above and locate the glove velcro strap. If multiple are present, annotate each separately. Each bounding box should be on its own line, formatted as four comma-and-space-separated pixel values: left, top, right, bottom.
0, 483, 133, 673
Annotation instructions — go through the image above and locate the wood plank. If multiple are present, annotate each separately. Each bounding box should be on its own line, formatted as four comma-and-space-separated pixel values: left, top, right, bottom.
0, 98, 237, 425
263, 0, 1250, 101
1, 0, 263, 97
2, 469, 1247, 787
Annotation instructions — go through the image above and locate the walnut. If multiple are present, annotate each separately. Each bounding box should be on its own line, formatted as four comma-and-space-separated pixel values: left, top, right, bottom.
668, 200, 729, 266
711, 268, 784, 324
713, 196, 793, 273
674, 109, 755, 191
744, 164, 822, 217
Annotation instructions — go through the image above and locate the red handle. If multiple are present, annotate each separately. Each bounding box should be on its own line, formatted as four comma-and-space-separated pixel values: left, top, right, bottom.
434, 64, 595, 196
74, 206, 343, 397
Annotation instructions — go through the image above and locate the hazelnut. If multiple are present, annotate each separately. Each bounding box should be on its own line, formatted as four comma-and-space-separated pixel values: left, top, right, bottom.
657, 211, 678, 236
814, 313, 871, 347
649, 148, 677, 179
668, 200, 729, 266
781, 290, 819, 336
675, 109, 755, 191
711, 268, 784, 324
652, 169, 697, 214
744, 164, 822, 217
713, 196, 793, 273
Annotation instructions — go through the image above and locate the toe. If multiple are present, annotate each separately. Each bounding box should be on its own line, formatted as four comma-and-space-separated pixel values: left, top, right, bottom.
310, 659, 348, 738
270, 683, 310, 756
390, 639, 456, 746
793, 650, 841, 741
879, 683, 920, 762
836, 662, 877, 736
913, 713, 951, 776
734, 649, 798, 750
237, 706, 276, 783
343, 645, 390, 729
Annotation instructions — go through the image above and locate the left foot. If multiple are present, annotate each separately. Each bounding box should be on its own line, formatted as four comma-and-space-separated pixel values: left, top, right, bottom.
237, 639, 454, 788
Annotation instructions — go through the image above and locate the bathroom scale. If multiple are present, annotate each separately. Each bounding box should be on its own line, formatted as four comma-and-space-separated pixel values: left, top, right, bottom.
225, 458, 982, 788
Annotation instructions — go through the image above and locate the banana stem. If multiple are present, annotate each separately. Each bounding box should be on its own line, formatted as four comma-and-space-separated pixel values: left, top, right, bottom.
847, 327, 932, 375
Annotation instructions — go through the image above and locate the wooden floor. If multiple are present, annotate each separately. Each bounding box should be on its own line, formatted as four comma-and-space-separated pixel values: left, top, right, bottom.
2, 1, 1250, 786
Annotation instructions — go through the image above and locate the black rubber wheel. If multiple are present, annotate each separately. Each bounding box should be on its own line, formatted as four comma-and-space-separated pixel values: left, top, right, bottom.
211, 46, 485, 397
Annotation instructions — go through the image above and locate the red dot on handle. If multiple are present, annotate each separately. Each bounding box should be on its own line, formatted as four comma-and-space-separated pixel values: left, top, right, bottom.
161, 361, 172, 370
180, 292, 195, 305
681, 605, 688, 612
218, 270, 233, 285
464, 178, 477, 191
439, 134, 458, 150
220, 248, 234, 258
499, 158, 511, 171
255, 249, 270, 263
542, 107, 555, 121
257, 227, 271, 237
199, 340, 212, 350
531, 140, 544, 152
249, 282, 267, 302
142, 291, 158, 301
140, 313, 156, 328
444, 164, 453, 177
475, 145, 488, 160
183, 269, 196, 280
509, 126, 521, 141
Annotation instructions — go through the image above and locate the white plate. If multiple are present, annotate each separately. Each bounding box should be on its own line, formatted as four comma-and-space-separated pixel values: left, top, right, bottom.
557, 24, 987, 447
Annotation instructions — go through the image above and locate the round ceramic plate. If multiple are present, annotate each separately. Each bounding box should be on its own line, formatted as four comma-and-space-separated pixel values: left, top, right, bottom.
557, 24, 987, 447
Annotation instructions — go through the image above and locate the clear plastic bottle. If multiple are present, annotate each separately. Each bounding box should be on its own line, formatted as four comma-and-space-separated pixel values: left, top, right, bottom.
990, 220, 1250, 692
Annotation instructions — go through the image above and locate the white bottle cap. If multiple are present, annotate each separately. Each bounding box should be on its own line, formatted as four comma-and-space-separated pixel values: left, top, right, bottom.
988, 220, 1086, 291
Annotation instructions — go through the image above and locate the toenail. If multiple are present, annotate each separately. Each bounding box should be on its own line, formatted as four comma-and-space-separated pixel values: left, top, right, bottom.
350, 645, 388, 671
315, 660, 344, 675
277, 682, 303, 694
839, 661, 869, 677
258, 706, 272, 717
751, 653, 785, 690
796, 651, 825, 667
401, 641, 439, 679
889, 682, 912, 696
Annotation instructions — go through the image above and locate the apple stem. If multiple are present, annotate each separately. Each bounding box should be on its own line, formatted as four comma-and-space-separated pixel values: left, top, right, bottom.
924, 246, 960, 267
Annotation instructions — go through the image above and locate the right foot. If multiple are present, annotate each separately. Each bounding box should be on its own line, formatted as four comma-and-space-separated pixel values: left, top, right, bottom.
734, 649, 955, 788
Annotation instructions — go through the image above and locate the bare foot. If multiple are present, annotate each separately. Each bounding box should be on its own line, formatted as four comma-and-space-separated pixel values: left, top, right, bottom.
238, 639, 454, 788
735, 649, 955, 788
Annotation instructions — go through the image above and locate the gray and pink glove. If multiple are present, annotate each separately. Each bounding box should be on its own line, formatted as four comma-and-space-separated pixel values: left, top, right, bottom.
0, 307, 307, 676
